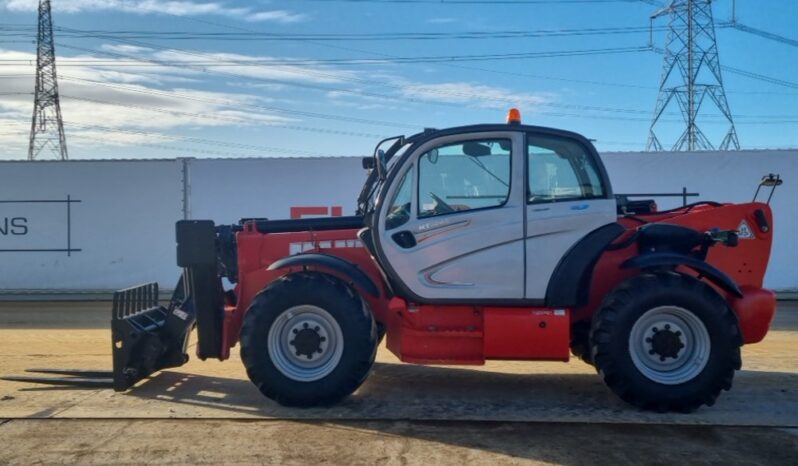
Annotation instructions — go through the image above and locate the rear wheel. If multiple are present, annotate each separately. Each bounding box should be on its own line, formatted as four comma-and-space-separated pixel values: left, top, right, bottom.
591, 272, 741, 412
570, 321, 594, 366
240, 272, 378, 407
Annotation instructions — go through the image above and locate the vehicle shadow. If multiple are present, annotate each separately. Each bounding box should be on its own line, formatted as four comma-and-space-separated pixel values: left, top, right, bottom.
125, 362, 798, 463
130, 361, 798, 424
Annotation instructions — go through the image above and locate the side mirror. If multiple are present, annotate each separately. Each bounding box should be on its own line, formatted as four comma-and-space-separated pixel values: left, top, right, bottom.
375, 149, 387, 181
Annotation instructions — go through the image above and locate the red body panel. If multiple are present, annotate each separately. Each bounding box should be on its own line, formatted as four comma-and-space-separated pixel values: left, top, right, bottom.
483, 308, 570, 361
220, 202, 776, 362
576, 202, 775, 345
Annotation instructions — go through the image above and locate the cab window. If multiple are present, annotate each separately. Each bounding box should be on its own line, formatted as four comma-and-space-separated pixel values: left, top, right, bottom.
528, 134, 606, 204
385, 166, 413, 230
418, 139, 511, 218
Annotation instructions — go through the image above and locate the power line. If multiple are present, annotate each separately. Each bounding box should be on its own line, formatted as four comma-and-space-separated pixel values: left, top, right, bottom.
727, 22, 798, 48
721, 66, 798, 91
49, 74, 425, 130
7, 44, 798, 121
58, 94, 388, 139
0, 24, 671, 41
0, 43, 654, 66
57, 89, 798, 126
51, 31, 797, 118
152, 14, 793, 97
49, 41, 660, 114
66, 123, 352, 157
649, 47, 798, 92
68, 133, 339, 158
294, 0, 647, 4
5, 33, 797, 121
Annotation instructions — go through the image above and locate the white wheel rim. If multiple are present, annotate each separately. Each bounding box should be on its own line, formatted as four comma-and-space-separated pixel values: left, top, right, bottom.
267, 305, 344, 382
628, 305, 711, 385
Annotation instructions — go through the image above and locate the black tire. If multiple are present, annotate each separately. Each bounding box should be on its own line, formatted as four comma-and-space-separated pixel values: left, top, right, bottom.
590, 272, 742, 412
240, 272, 378, 407
570, 321, 594, 366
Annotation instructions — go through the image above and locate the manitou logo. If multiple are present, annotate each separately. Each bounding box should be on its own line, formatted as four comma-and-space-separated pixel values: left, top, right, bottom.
290, 206, 343, 219
289, 239, 363, 255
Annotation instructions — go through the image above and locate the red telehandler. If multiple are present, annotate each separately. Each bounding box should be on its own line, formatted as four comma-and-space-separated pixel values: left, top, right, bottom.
7, 111, 782, 412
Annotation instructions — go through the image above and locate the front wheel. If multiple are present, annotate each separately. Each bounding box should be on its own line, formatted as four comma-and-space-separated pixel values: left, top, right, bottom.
591, 272, 742, 412
240, 272, 378, 407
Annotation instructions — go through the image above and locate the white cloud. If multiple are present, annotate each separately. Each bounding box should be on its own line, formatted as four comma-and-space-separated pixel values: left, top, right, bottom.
0, 42, 560, 159
427, 17, 457, 24
245, 9, 304, 23
0, 48, 298, 157
398, 82, 553, 110
150, 49, 359, 85
2, 0, 305, 23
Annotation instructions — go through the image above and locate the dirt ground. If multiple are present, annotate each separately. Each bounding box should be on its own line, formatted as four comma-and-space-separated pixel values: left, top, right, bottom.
1, 301, 797, 465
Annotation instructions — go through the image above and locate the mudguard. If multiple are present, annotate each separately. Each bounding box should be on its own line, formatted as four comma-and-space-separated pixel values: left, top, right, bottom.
268, 253, 380, 297
545, 223, 627, 308
621, 252, 743, 298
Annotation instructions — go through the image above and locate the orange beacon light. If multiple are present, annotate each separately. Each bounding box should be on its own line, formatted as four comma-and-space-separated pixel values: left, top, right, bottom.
506, 108, 522, 124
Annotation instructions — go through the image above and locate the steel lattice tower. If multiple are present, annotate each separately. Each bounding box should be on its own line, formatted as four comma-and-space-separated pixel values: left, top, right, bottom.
646, 0, 739, 151
28, 0, 68, 160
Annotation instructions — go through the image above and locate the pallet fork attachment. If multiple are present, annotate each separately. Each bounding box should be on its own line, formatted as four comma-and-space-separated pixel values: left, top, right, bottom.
1, 281, 196, 390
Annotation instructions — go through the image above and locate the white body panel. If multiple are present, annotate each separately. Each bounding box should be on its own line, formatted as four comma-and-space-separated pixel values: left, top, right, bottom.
524, 199, 617, 299
375, 129, 618, 301
377, 132, 527, 300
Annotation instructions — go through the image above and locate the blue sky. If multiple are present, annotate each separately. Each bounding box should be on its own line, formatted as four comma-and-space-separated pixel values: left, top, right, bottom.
0, 0, 796, 159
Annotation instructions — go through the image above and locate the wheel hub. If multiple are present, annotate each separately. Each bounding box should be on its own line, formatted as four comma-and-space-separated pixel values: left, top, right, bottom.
628, 306, 710, 385
289, 322, 327, 360
647, 325, 685, 361
267, 305, 344, 382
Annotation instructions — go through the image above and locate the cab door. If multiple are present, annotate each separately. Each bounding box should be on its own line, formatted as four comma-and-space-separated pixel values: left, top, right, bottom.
524, 132, 617, 299
375, 131, 526, 301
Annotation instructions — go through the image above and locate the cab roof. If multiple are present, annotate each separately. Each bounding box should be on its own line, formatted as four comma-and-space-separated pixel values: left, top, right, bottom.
405, 123, 597, 150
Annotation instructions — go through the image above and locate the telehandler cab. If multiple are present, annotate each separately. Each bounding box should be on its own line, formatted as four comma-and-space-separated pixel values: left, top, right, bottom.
8, 110, 781, 412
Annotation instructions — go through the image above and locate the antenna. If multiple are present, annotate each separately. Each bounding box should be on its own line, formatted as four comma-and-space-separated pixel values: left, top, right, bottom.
646, 0, 739, 151
28, 0, 68, 160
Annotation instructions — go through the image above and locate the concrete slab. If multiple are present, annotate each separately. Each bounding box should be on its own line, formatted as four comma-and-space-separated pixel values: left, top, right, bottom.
1, 420, 797, 466
1, 302, 796, 426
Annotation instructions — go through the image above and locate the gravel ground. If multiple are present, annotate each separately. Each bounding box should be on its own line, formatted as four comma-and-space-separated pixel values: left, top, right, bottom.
0, 301, 796, 464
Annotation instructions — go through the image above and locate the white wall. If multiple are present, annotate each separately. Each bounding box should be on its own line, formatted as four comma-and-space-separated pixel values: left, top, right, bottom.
188, 157, 364, 223
0, 150, 795, 292
0, 160, 184, 290
602, 150, 796, 291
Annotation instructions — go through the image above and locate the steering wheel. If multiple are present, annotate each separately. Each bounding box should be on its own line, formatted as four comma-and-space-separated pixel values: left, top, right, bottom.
429, 192, 456, 214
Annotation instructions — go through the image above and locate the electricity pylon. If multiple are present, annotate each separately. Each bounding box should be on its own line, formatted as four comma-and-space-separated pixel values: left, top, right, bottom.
647, 0, 739, 151
28, 0, 68, 160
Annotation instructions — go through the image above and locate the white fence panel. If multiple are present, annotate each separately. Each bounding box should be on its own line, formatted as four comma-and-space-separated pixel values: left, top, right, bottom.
0, 160, 184, 290
188, 157, 365, 223
603, 150, 796, 291
1, 150, 795, 293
